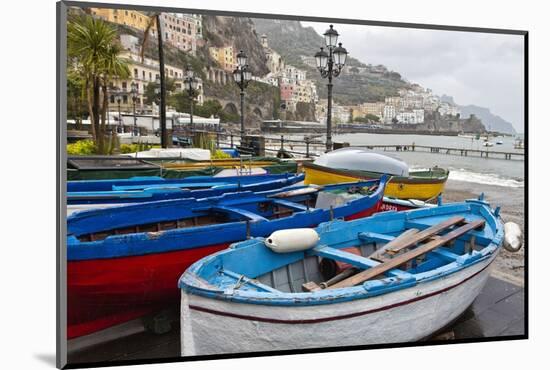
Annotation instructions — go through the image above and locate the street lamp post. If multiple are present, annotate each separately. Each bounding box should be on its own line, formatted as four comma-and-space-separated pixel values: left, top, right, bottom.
116, 94, 122, 133
131, 82, 139, 136
232, 50, 253, 145
314, 25, 348, 152
183, 68, 199, 137
110, 86, 123, 133
154, 77, 161, 136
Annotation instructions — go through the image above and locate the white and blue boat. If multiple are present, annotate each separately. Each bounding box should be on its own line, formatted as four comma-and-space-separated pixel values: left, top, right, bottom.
179, 198, 506, 355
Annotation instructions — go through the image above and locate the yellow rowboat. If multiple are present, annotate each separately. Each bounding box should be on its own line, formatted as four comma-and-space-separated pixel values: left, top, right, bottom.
303, 162, 448, 200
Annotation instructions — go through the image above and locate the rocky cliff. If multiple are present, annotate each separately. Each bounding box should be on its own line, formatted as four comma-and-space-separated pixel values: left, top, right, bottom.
203, 16, 269, 76
252, 18, 411, 104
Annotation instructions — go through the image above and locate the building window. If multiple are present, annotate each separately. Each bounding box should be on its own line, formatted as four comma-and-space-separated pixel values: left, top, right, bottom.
123, 95, 128, 104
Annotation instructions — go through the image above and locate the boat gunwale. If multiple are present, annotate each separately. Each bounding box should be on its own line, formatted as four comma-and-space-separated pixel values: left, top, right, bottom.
67, 177, 389, 261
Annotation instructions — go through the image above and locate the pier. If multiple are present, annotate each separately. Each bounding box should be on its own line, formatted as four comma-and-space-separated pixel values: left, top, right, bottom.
356, 144, 524, 161
171, 131, 525, 161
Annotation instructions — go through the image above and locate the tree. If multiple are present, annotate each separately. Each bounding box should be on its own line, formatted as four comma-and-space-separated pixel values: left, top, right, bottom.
353, 114, 380, 123
67, 16, 129, 153
144, 77, 177, 105
365, 113, 380, 122
67, 73, 88, 128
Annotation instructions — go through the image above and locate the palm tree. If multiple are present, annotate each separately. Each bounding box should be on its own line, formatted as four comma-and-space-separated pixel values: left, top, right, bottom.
100, 42, 130, 136
67, 16, 129, 153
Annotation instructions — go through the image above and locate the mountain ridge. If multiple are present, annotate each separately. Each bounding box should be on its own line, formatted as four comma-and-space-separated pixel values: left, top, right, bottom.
441, 95, 517, 134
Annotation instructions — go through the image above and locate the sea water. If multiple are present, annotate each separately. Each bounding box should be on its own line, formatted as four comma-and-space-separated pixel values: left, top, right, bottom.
330, 133, 525, 189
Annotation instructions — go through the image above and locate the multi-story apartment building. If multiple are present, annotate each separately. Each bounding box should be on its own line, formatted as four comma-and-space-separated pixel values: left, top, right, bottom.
108, 52, 203, 111
280, 83, 295, 102
90, 8, 150, 32
261, 35, 286, 74
385, 96, 401, 108
208, 46, 237, 72
396, 111, 416, 124
395, 109, 425, 124
299, 55, 317, 69
413, 108, 425, 123
332, 105, 352, 124
91, 9, 201, 55
285, 66, 307, 81
438, 102, 459, 117
361, 102, 385, 118
119, 34, 141, 54
294, 84, 312, 103
150, 13, 199, 55
383, 105, 397, 122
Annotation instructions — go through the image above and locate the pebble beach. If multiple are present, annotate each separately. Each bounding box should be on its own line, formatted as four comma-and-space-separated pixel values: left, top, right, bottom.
442, 179, 525, 286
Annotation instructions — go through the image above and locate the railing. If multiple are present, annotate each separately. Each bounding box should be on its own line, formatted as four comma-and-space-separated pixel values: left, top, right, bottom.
173, 129, 325, 158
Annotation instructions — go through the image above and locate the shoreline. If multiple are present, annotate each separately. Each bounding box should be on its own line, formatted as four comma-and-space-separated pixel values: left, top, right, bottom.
442, 179, 525, 286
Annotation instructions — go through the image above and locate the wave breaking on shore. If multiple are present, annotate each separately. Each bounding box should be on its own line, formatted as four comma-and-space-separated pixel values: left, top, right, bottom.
448, 168, 524, 188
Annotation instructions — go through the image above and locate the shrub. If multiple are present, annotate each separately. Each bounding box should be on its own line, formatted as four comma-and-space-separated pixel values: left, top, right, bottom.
120, 142, 154, 154
67, 140, 96, 155
212, 150, 231, 159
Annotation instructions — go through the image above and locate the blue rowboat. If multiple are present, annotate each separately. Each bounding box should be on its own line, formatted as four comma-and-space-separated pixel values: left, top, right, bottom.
178, 198, 505, 355
66, 176, 389, 339
67, 173, 304, 206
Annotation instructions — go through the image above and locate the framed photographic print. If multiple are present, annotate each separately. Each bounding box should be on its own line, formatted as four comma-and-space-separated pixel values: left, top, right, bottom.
56, 1, 527, 368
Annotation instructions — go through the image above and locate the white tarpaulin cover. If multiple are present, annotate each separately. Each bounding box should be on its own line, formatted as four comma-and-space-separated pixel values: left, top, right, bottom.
314, 147, 409, 176
129, 148, 211, 161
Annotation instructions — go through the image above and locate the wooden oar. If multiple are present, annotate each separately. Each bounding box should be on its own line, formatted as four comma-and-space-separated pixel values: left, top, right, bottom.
328, 219, 485, 290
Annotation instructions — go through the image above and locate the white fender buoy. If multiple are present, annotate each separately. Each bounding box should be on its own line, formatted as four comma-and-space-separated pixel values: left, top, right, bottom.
265, 229, 320, 253
503, 222, 523, 253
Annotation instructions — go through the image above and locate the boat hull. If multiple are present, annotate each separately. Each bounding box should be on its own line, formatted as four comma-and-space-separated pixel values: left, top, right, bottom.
67, 243, 229, 339
67, 203, 383, 338
303, 163, 447, 201
181, 253, 496, 356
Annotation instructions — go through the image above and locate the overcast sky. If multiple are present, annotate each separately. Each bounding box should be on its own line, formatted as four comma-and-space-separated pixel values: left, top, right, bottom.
302, 22, 525, 132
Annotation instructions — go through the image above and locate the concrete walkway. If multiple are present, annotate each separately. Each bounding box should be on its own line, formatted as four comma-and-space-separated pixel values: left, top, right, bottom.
67, 276, 525, 366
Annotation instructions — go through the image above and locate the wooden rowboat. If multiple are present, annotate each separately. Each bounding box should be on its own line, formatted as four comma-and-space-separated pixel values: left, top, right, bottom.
67, 173, 304, 209
67, 176, 389, 339
67, 156, 297, 180
179, 199, 503, 355
303, 148, 448, 200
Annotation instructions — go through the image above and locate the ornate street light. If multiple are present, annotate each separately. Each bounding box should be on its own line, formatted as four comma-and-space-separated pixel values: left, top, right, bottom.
131, 82, 139, 136
232, 50, 253, 144
314, 24, 348, 152
183, 67, 199, 136
110, 86, 123, 133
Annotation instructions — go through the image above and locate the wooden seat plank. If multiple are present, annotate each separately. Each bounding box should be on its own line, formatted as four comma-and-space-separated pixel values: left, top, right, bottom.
368, 228, 419, 261
328, 219, 485, 289
386, 216, 465, 255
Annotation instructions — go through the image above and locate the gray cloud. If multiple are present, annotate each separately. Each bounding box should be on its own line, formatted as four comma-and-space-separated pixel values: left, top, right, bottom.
303, 22, 524, 132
